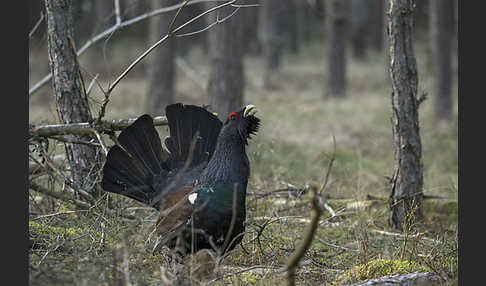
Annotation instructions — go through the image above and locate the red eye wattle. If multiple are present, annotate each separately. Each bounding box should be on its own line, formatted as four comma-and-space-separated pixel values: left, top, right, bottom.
229, 112, 238, 121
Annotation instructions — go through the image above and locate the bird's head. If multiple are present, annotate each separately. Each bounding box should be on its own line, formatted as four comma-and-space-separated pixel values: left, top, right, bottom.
221, 105, 260, 145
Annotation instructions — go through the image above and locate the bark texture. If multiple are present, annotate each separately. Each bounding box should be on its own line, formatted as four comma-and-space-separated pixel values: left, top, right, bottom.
206, 4, 245, 121
387, 0, 424, 231
45, 0, 101, 197
146, 0, 177, 116
325, 0, 351, 97
431, 0, 454, 120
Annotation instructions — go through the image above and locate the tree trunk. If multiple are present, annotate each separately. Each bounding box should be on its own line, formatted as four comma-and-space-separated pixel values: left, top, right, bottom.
282, 0, 299, 54
206, 4, 245, 121
325, 0, 351, 97
259, 0, 284, 89
368, 0, 384, 52
387, 0, 424, 232
431, 0, 454, 120
350, 0, 369, 61
297, 0, 312, 43
45, 0, 101, 198
383, 0, 390, 80
146, 0, 177, 116
241, 4, 261, 56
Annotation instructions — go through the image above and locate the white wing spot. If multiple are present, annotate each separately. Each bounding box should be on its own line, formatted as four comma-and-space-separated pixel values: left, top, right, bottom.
188, 193, 198, 205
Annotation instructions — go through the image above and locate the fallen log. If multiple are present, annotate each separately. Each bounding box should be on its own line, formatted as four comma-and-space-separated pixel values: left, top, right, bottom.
346, 271, 443, 286
29, 116, 168, 138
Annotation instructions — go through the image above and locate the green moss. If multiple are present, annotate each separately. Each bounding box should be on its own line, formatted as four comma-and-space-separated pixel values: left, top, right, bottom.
332, 259, 431, 285
30, 221, 92, 239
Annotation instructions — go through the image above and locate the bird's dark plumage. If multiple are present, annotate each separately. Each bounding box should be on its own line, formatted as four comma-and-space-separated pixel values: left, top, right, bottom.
102, 103, 260, 255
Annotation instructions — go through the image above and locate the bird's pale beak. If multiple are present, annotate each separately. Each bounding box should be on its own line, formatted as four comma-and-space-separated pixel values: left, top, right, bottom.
243, 105, 258, 117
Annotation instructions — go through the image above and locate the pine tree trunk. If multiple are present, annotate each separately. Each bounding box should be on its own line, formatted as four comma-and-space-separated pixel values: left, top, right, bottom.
431, 0, 454, 120
259, 0, 283, 89
387, 0, 424, 231
146, 0, 177, 116
206, 5, 245, 121
325, 0, 351, 97
283, 0, 299, 54
350, 0, 369, 61
45, 0, 101, 198
368, 0, 384, 52
383, 0, 390, 80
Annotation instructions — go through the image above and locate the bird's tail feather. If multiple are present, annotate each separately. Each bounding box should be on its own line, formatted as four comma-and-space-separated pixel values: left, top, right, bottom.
164, 103, 222, 170
102, 115, 169, 207
102, 104, 222, 208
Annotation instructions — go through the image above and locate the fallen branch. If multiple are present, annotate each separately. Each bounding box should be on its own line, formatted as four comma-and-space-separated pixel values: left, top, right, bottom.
29, 182, 91, 209
369, 229, 440, 244
346, 271, 443, 286
29, 154, 66, 175
29, 116, 168, 138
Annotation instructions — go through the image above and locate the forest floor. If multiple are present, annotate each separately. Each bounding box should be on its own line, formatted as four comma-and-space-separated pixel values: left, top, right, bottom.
29, 35, 458, 285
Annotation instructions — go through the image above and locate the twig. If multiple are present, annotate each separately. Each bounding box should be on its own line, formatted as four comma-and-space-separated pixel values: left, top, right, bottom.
317, 238, 359, 253
175, 56, 207, 90
29, 0, 228, 96
29, 182, 91, 209
93, 130, 109, 156
45, 135, 101, 147
29, 11, 45, 39
175, 5, 240, 38
114, 0, 121, 26
107, 0, 238, 94
370, 228, 440, 244
318, 135, 336, 195
210, 265, 283, 283
85, 74, 99, 97
284, 189, 323, 286
32, 210, 89, 221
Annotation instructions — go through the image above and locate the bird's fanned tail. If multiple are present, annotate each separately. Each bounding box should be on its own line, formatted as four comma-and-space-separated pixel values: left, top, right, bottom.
102, 104, 223, 209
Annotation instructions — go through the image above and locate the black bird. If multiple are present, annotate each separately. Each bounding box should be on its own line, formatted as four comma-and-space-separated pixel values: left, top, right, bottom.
102, 103, 260, 255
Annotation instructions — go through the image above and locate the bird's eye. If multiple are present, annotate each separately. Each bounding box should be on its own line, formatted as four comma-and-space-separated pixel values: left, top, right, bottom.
229, 112, 238, 121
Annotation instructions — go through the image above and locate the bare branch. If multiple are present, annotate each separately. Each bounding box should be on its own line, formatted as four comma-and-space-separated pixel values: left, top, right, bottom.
284, 189, 323, 286
85, 74, 100, 96
107, 0, 238, 94
114, 0, 121, 25
29, 116, 168, 138
29, 182, 91, 209
318, 135, 336, 195
29, 0, 232, 96
175, 6, 240, 38
29, 11, 45, 39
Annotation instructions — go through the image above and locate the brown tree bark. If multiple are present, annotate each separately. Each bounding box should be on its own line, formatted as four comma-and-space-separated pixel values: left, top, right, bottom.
325, 0, 351, 97
387, 0, 424, 231
431, 0, 454, 120
146, 0, 178, 116
259, 0, 284, 89
45, 0, 101, 198
206, 4, 245, 121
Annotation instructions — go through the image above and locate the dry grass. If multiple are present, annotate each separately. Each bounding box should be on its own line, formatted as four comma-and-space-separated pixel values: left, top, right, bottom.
29, 34, 458, 285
